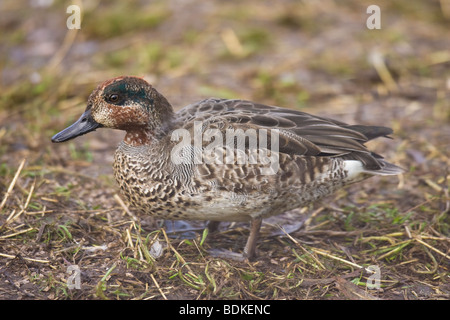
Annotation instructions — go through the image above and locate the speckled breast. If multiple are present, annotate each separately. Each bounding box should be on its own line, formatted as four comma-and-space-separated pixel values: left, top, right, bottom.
112, 142, 355, 222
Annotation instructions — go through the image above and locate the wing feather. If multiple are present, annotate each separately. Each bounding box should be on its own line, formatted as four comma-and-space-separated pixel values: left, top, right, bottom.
175, 99, 396, 170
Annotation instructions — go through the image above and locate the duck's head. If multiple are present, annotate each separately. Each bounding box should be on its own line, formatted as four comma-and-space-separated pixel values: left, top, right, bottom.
51, 76, 174, 146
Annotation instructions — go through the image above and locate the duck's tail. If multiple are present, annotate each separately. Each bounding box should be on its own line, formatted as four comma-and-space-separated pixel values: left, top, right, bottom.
370, 159, 405, 176
343, 159, 404, 183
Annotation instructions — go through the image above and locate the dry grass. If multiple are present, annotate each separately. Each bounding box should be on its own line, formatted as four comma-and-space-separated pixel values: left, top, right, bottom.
0, 0, 449, 300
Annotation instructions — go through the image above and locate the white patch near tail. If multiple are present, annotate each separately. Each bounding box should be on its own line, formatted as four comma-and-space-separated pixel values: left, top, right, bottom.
343, 159, 404, 181
343, 160, 366, 181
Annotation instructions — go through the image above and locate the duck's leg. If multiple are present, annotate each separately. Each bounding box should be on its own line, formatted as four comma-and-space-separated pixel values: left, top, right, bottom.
243, 217, 262, 260
207, 217, 262, 261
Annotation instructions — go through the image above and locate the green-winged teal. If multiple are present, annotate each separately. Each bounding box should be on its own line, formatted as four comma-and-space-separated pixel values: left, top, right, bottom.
52, 76, 403, 260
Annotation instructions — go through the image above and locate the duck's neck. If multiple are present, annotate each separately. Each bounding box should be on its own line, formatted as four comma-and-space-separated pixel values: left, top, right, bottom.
124, 128, 155, 147
123, 97, 175, 147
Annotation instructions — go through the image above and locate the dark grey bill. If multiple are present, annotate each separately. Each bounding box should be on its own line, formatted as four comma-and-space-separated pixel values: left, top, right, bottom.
51, 109, 102, 143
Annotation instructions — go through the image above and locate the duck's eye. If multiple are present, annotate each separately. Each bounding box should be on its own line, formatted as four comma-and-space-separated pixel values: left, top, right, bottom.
107, 94, 120, 103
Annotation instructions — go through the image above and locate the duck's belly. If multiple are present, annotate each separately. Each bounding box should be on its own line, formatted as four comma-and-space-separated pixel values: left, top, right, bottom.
114, 148, 364, 222
116, 167, 353, 222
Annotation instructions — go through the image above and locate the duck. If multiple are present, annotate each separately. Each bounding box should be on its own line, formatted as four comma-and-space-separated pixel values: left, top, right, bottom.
52, 76, 403, 260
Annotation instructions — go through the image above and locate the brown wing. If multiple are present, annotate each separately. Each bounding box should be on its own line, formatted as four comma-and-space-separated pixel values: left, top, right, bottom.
175, 99, 395, 170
